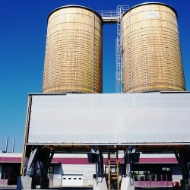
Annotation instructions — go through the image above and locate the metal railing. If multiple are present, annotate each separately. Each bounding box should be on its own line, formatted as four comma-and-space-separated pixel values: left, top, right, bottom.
97, 10, 118, 18
133, 174, 173, 187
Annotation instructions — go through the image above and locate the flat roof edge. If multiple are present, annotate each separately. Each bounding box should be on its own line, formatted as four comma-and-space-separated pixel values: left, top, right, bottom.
123, 2, 178, 18
28, 91, 190, 96
47, 5, 103, 23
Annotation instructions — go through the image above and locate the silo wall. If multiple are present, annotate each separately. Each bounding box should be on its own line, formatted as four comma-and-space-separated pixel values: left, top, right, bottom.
42, 5, 102, 93
122, 3, 185, 93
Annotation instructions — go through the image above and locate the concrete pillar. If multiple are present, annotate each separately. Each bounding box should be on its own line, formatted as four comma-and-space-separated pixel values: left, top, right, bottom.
0, 164, 2, 179
93, 177, 108, 190
17, 176, 32, 189
120, 177, 135, 190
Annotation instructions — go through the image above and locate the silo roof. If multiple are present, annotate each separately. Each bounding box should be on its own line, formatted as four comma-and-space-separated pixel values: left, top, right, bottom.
47, 5, 103, 22
123, 2, 178, 18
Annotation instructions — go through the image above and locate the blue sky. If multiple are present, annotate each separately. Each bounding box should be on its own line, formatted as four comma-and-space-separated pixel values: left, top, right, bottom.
0, 0, 189, 152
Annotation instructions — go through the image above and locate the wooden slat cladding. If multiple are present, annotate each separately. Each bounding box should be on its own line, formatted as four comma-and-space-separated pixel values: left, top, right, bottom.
122, 3, 185, 93
42, 6, 102, 93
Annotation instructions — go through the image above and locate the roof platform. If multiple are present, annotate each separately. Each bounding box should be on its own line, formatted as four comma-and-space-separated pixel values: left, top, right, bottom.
97, 10, 118, 23
101, 16, 118, 23
97, 5, 129, 24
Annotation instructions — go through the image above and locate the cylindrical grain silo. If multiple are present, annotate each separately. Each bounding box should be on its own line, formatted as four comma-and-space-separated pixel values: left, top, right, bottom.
122, 2, 186, 93
42, 5, 102, 93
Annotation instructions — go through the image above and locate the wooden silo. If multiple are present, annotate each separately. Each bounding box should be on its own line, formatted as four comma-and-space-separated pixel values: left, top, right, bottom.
42, 5, 102, 93
122, 3, 185, 93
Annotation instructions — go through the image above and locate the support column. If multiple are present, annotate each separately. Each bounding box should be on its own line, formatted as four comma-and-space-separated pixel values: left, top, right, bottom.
123, 147, 140, 190
88, 147, 107, 190
40, 150, 54, 189
175, 151, 190, 190
18, 146, 54, 189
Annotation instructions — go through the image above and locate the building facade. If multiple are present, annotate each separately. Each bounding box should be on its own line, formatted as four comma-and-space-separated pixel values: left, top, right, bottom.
0, 153, 182, 188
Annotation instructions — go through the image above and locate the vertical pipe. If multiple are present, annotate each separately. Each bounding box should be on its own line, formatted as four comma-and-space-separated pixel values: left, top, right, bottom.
12, 139, 15, 153
4, 137, 9, 153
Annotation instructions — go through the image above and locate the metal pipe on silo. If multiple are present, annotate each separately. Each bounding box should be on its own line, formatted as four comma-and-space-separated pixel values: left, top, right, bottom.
122, 2, 186, 93
42, 5, 102, 94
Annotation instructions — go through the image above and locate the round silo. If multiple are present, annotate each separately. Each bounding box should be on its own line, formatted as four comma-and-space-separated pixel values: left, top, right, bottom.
42, 5, 102, 93
122, 2, 186, 93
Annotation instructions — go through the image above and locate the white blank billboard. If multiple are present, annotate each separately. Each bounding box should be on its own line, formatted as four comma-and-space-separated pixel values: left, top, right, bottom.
27, 93, 190, 144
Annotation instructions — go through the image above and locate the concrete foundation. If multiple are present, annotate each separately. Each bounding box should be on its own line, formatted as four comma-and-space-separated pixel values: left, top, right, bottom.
93, 177, 108, 190
17, 176, 32, 190
121, 177, 135, 190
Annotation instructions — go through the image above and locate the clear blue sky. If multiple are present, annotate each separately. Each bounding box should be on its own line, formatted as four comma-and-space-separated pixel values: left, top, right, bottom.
0, 0, 189, 152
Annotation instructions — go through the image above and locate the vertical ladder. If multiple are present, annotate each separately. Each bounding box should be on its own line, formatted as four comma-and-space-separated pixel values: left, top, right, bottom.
116, 5, 123, 93
116, 5, 129, 93
107, 149, 120, 190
